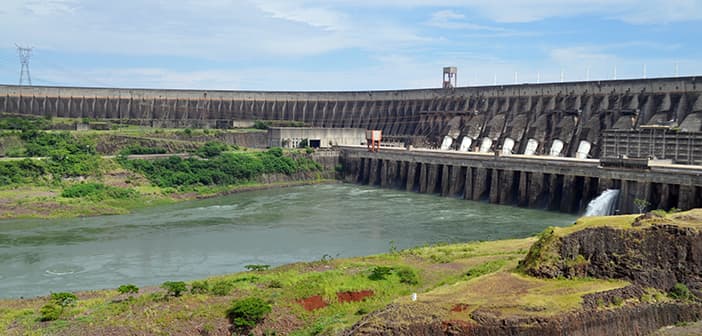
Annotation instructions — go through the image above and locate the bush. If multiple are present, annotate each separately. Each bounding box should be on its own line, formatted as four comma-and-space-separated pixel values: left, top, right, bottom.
612, 296, 624, 306
119, 145, 167, 155
244, 264, 270, 272
196, 141, 229, 158
61, 183, 137, 200
161, 281, 187, 297
210, 280, 233, 296
190, 281, 210, 294
120, 149, 320, 189
117, 284, 139, 295
396, 267, 420, 285
368, 266, 393, 281
226, 297, 272, 329
50, 292, 77, 307
39, 303, 62, 321
253, 120, 270, 130
670, 283, 693, 300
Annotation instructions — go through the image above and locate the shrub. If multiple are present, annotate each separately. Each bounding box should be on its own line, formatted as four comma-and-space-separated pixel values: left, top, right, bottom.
368, 266, 393, 281
210, 280, 233, 296
190, 280, 210, 294
244, 264, 270, 272
117, 284, 139, 295
161, 281, 187, 297
612, 296, 624, 306
183, 128, 193, 136
61, 183, 137, 200
253, 120, 270, 130
50, 292, 77, 307
268, 279, 283, 289
226, 297, 272, 329
396, 267, 420, 285
39, 303, 62, 321
196, 141, 229, 158
670, 283, 693, 300
119, 145, 167, 155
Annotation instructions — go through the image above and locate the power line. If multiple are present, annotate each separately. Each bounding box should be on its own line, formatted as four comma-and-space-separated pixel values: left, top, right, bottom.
16, 44, 33, 86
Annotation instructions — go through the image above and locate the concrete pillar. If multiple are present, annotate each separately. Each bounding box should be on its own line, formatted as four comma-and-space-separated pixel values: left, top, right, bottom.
678, 185, 696, 211
464, 167, 474, 200
369, 158, 380, 186
398, 161, 408, 189
489, 169, 500, 204
528, 172, 544, 208
518, 171, 529, 207
362, 158, 372, 184
659, 184, 671, 210
499, 170, 514, 205
419, 163, 428, 193
427, 164, 439, 194
448, 165, 462, 197
618, 180, 633, 214
548, 174, 562, 211
406, 163, 417, 192
386, 160, 399, 189
560, 175, 577, 213
441, 165, 451, 196
473, 168, 488, 201
380, 160, 389, 188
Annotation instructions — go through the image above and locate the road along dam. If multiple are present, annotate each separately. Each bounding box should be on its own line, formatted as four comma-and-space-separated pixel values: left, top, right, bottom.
2, 76, 702, 213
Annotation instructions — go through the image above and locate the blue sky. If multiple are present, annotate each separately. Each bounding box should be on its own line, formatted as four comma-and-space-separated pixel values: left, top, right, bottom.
1, 0, 701, 91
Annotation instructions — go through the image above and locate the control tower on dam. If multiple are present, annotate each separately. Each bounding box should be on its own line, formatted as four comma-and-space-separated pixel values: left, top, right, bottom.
2, 76, 701, 162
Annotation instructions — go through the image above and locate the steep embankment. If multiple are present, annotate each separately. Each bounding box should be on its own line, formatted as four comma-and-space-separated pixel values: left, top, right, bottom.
521, 211, 702, 294
346, 211, 702, 336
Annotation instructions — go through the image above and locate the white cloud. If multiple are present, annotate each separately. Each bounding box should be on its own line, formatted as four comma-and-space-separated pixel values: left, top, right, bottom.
426, 10, 506, 31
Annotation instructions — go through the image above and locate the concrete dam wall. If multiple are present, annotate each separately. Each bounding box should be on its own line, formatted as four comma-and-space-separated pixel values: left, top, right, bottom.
340, 146, 702, 214
2, 76, 701, 159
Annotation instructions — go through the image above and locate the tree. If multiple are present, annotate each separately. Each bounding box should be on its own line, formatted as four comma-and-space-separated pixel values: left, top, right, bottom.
633, 198, 650, 214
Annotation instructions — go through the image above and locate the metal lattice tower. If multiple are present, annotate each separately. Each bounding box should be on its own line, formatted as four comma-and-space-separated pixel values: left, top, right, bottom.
16, 44, 33, 86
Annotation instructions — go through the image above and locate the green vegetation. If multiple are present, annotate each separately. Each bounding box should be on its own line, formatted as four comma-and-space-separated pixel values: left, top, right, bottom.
61, 182, 137, 200
465, 259, 508, 279
49, 292, 77, 307
226, 297, 272, 329
118, 144, 167, 155
120, 147, 320, 189
161, 281, 187, 297
0, 115, 51, 131
195, 141, 229, 158
245, 264, 271, 272
38, 303, 62, 321
189, 281, 210, 294
117, 284, 139, 295
368, 266, 393, 281
669, 283, 694, 301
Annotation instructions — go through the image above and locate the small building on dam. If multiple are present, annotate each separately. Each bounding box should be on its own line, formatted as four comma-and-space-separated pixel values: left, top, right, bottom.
2, 76, 702, 214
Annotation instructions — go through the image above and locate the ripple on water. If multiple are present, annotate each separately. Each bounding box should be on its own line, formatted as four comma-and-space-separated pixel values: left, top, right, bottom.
45, 264, 86, 276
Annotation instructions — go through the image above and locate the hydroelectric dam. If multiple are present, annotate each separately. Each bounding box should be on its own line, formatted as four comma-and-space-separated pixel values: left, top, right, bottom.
2, 76, 702, 214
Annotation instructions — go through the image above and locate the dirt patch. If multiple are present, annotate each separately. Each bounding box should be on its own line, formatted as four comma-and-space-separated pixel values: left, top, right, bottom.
337, 290, 374, 303
298, 295, 327, 311
450, 303, 471, 312
251, 306, 305, 336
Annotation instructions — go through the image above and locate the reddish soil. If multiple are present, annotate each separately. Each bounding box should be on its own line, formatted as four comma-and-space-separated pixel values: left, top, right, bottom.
337, 290, 374, 303
298, 295, 327, 311
451, 303, 471, 312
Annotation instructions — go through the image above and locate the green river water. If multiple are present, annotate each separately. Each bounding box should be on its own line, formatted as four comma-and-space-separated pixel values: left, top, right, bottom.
0, 184, 577, 298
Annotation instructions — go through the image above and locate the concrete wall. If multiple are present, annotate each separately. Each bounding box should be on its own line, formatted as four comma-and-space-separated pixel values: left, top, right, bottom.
602, 128, 702, 164
267, 127, 366, 148
2, 76, 701, 159
340, 146, 702, 214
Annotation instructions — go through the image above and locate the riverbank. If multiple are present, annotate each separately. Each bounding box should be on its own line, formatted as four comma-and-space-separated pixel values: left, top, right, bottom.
0, 176, 336, 220
1, 210, 700, 335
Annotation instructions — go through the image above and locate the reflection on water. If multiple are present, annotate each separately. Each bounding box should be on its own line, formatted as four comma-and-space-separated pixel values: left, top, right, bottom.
0, 184, 576, 298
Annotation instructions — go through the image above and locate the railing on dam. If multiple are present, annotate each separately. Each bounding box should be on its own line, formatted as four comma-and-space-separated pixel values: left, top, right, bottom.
338, 145, 702, 215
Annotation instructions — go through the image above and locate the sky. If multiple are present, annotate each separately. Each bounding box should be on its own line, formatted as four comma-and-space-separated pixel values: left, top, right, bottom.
0, 0, 701, 91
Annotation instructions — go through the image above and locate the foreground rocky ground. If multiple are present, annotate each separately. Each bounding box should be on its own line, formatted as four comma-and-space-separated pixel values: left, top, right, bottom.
2, 210, 701, 335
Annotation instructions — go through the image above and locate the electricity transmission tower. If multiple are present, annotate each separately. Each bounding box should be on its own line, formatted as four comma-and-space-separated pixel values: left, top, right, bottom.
16, 44, 33, 86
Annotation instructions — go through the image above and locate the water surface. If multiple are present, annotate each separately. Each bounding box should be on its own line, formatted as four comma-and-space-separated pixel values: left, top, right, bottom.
0, 184, 576, 298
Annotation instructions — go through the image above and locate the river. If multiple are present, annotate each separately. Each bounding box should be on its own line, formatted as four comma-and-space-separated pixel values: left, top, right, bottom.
0, 184, 577, 298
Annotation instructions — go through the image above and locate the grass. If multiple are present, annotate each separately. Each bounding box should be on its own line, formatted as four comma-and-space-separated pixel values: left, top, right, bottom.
0, 237, 641, 336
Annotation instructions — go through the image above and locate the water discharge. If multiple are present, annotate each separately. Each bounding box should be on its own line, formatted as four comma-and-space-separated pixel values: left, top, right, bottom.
585, 189, 621, 216
0, 184, 576, 298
